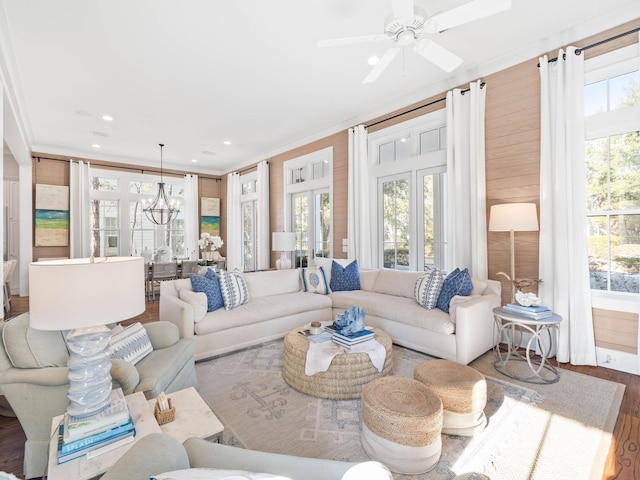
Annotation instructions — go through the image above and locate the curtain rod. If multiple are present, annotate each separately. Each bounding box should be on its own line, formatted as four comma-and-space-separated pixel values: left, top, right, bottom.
540, 26, 640, 66
364, 82, 485, 129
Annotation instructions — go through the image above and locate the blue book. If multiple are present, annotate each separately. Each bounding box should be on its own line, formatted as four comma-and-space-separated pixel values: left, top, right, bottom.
58, 417, 134, 455
56, 427, 135, 464
332, 329, 375, 342
505, 303, 550, 313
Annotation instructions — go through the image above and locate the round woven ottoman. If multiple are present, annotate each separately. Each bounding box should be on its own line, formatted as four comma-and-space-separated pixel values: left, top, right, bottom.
414, 360, 487, 436
361, 376, 443, 474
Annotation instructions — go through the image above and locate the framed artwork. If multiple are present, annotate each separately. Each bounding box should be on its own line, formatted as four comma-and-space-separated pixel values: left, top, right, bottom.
201, 197, 220, 236
35, 184, 69, 246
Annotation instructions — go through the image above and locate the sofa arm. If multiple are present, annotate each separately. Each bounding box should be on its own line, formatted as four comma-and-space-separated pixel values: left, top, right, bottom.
0, 366, 69, 386
453, 293, 501, 365
144, 321, 180, 349
110, 359, 140, 395
100, 433, 190, 480
159, 295, 195, 339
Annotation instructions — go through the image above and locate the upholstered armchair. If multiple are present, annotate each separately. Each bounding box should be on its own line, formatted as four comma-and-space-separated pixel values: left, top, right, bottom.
0, 313, 197, 479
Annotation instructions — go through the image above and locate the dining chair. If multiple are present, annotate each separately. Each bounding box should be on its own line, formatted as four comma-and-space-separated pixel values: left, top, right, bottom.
150, 261, 178, 300
180, 260, 199, 278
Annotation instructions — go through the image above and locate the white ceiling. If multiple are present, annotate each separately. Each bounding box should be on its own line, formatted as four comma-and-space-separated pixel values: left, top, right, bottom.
0, 0, 639, 175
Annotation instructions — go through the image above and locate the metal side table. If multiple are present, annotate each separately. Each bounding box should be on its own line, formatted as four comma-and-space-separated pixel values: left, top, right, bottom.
493, 306, 562, 384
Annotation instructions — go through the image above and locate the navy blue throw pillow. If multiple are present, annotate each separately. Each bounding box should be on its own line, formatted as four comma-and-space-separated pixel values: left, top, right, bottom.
190, 272, 224, 312
330, 260, 361, 292
436, 267, 473, 313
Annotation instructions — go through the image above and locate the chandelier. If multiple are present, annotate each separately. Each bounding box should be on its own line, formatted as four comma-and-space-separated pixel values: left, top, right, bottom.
142, 144, 180, 225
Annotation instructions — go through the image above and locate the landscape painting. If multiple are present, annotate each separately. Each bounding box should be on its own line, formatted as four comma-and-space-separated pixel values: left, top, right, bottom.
201, 197, 221, 236
35, 184, 69, 246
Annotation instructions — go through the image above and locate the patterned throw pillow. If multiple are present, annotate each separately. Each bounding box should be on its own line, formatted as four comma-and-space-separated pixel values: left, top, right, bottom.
218, 270, 250, 310
109, 322, 153, 365
330, 260, 361, 292
190, 272, 224, 312
300, 267, 329, 294
414, 269, 445, 309
436, 268, 473, 313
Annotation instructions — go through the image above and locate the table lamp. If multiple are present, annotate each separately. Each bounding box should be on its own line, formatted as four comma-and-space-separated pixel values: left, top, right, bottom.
29, 257, 145, 417
272, 232, 296, 269
488, 203, 539, 303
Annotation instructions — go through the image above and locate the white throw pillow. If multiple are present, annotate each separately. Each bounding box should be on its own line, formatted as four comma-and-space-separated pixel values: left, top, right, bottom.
151, 468, 292, 480
414, 269, 444, 309
218, 270, 250, 310
109, 322, 153, 365
179, 289, 208, 323
300, 267, 329, 294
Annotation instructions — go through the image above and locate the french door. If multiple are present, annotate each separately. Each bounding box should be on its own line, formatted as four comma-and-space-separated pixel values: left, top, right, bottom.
291, 188, 331, 268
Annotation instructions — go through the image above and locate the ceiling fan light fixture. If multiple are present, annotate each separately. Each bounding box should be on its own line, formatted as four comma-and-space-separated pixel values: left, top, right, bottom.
142, 144, 181, 225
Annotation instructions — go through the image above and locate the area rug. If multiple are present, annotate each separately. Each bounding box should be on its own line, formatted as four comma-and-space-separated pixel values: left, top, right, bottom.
195, 340, 624, 479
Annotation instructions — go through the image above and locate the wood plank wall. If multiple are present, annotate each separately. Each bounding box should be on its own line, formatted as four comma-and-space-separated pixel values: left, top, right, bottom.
27, 20, 640, 353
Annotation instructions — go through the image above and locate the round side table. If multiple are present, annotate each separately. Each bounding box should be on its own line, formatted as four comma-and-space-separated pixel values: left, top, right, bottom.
492, 306, 562, 384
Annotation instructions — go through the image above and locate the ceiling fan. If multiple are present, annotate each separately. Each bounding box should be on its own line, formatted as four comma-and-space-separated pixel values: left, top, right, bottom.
317, 0, 512, 84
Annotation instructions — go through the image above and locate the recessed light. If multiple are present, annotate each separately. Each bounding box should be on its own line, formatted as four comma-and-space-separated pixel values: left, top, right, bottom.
101, 114, 113, 122
400, 137, 408, 143
91, 144, 101, 149
191, 159, 198, 163
368, 56, 380, 66
223, 141, 231, 146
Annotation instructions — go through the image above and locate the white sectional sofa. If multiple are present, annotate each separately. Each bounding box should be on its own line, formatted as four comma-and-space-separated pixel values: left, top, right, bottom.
159, 267, 501, 364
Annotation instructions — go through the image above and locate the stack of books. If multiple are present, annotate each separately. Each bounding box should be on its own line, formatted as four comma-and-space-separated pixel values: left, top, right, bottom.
503, 303, 553, 319
331, 328, 375, 348
56, 388, 136, 464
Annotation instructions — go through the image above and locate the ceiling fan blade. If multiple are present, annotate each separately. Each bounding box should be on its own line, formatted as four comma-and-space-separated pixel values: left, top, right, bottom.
317, 33, 391, 48
414, 39, 463, 72
391, 0, 414, 21
363, 47, 399, 84
430, 0, 512, 33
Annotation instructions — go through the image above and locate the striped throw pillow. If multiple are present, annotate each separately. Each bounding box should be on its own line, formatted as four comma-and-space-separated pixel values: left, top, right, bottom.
414, 269, 444, 309
218, 270, 250, 310
109, 322, 153, 365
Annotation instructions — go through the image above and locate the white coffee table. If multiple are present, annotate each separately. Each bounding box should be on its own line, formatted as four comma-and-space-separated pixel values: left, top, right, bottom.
47, 391, 161, 480
147, 387, 224, 443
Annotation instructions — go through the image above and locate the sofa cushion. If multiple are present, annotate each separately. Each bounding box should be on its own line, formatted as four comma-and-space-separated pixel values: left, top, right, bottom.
179, 289, 208, 322
244, 269, 301, 297
109, 322, 153, 366
414, 269, 444, 309
219, 271, 250, 310
373, 269, 424, 299
151, 468, 291, 480
300, 267, 329, 294
1, 313, 68, 368
330, 260, 360, 291
359, 270, 379, 291
436, 268, 473, 313
330, 290, 455, 335
190, 273, 224, 313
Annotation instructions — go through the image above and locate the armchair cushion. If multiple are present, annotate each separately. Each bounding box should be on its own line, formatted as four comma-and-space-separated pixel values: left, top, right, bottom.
109, 322, 152, 365
143, 321, 180, 349
1, 314, 68, 368
110, 358, 141, 395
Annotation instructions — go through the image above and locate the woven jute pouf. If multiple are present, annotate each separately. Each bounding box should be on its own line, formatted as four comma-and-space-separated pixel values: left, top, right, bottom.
361, 376, 443, 474
414, 359, 487, 436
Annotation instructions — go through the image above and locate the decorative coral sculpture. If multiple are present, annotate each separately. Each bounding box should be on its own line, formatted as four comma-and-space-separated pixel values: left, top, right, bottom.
332, 306, 366, 335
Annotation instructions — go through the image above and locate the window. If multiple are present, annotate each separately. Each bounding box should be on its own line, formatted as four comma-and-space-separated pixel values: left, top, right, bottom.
284, 148, 333, 268
90, 169, 185, 258
370, 110, 448, 271
585, 44, 640, 295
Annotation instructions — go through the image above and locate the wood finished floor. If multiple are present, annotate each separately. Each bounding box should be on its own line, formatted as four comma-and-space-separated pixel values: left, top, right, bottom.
1, 296, 639, 479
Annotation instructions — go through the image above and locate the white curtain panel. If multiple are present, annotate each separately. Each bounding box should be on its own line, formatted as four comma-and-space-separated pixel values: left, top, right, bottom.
257, 161, 270, 270
445, 80, 488, 278
183, 174, 199, 260
347, 125, 373, 268
539, 47, 596, 365
69, 160, 91, 258
226, 172, 242, 271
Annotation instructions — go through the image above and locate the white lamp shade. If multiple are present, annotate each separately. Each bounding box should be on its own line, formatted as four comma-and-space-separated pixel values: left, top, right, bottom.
29, 256, 145, 330
489, 203, 539, 232
272, 232, 296, 252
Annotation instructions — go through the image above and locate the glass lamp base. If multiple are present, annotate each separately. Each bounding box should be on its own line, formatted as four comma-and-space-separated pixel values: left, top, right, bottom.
276, 251, 291, 270
65, 325, 113, 418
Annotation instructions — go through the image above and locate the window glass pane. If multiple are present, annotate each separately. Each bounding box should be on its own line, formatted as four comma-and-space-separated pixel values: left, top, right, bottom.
379, 142, 395, 164
242, 201, 256, 271
242, 181, 256, 195
420, 129, 439, 154
382, 178, 409, 269
129, 181, 154, 194
313, 162, 326, 180
423, 175, 435, 269
585, 80, 607, 116
610, 214, 640, 293
314, 192, 331, 258
585, 137, 609, 211
129, 201, 155, 255
91, 199, 118, 256
91, 176, 118, 192
395, 137, 411, 162
588, 215, 609, 290
610, 71, 640, 111
609, 131, 640, 210
293, 195, 309, 267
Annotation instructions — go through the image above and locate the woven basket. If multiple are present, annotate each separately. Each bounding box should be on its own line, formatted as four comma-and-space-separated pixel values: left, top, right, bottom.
154, 397, 175, 425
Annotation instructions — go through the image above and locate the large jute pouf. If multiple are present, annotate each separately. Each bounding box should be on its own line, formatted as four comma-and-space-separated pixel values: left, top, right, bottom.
414, 359, 487, 436
361, 376, 443, 474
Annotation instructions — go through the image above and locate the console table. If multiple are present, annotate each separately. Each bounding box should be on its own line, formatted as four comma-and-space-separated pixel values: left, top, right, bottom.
492, 306, 562, 384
